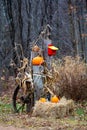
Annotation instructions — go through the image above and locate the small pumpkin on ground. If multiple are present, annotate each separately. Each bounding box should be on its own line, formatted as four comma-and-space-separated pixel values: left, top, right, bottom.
51, 95, 59, 103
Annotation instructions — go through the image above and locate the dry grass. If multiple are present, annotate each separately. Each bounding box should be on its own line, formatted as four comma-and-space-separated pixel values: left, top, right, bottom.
51, 56, 87, 101
32, 97, 74, 118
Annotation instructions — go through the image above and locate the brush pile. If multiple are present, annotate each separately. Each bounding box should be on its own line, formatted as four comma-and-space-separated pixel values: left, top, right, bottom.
51, 56, 87, 100
32, 97, 74, 118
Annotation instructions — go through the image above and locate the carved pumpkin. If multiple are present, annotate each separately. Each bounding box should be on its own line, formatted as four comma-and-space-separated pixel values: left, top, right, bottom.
32, 56, 44, 65
39, 98, 46, 102
51, 95, 59, 103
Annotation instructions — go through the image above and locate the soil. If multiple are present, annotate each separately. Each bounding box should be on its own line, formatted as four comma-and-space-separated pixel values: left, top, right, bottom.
0, 126, 26, 130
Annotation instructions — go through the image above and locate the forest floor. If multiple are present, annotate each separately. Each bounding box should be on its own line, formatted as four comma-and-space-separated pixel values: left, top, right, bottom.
0, 76, 87, 130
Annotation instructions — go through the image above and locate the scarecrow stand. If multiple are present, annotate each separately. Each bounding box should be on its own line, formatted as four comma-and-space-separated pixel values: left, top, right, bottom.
31, 25, 58, 101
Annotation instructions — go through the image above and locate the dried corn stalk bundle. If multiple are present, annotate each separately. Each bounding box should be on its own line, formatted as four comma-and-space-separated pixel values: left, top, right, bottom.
32, 97, 74, 118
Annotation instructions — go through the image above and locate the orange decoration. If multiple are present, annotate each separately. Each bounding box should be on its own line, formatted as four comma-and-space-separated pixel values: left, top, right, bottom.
39, 98, 46, 102
32, 56, 44, 65
51, 95, 59, 103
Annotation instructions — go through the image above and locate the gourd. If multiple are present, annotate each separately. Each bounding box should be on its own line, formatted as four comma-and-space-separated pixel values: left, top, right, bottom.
32, 56, 44, 65
51, 95, 59, 103
32, 45, 40, 52
39, 98, 46, 102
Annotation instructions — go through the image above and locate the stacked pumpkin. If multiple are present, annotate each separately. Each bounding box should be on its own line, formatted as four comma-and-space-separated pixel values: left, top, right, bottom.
32, 56, 44, 66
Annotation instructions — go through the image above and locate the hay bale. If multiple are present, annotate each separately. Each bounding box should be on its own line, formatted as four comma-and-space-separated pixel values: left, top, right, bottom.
32, 97, 74, 118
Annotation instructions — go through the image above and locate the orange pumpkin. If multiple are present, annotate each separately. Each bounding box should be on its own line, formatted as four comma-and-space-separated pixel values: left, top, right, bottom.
32, 56, 44, 65
39, 98, 46, 102
51, 95, 59, 103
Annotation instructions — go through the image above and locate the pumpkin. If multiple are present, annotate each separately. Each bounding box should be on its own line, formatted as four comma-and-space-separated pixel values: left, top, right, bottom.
32, 56, 44, 65
51, 95, 59, 103
32, 45, 40, 52
39, 98, 46, 102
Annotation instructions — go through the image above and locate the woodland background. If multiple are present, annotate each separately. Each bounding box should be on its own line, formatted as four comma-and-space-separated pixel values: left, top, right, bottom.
0, 0, 87, 76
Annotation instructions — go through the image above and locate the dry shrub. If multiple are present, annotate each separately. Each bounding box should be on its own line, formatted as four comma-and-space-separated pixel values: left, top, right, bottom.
52, 56, 87, 101
32, 97, 74, 118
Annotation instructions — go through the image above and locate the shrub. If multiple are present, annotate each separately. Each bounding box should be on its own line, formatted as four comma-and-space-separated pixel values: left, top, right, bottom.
52, 56, 87, 101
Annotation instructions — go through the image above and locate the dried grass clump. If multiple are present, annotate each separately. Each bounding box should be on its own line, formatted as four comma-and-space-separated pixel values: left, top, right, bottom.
52, 56, 87, 101
32, 97, 74, 118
